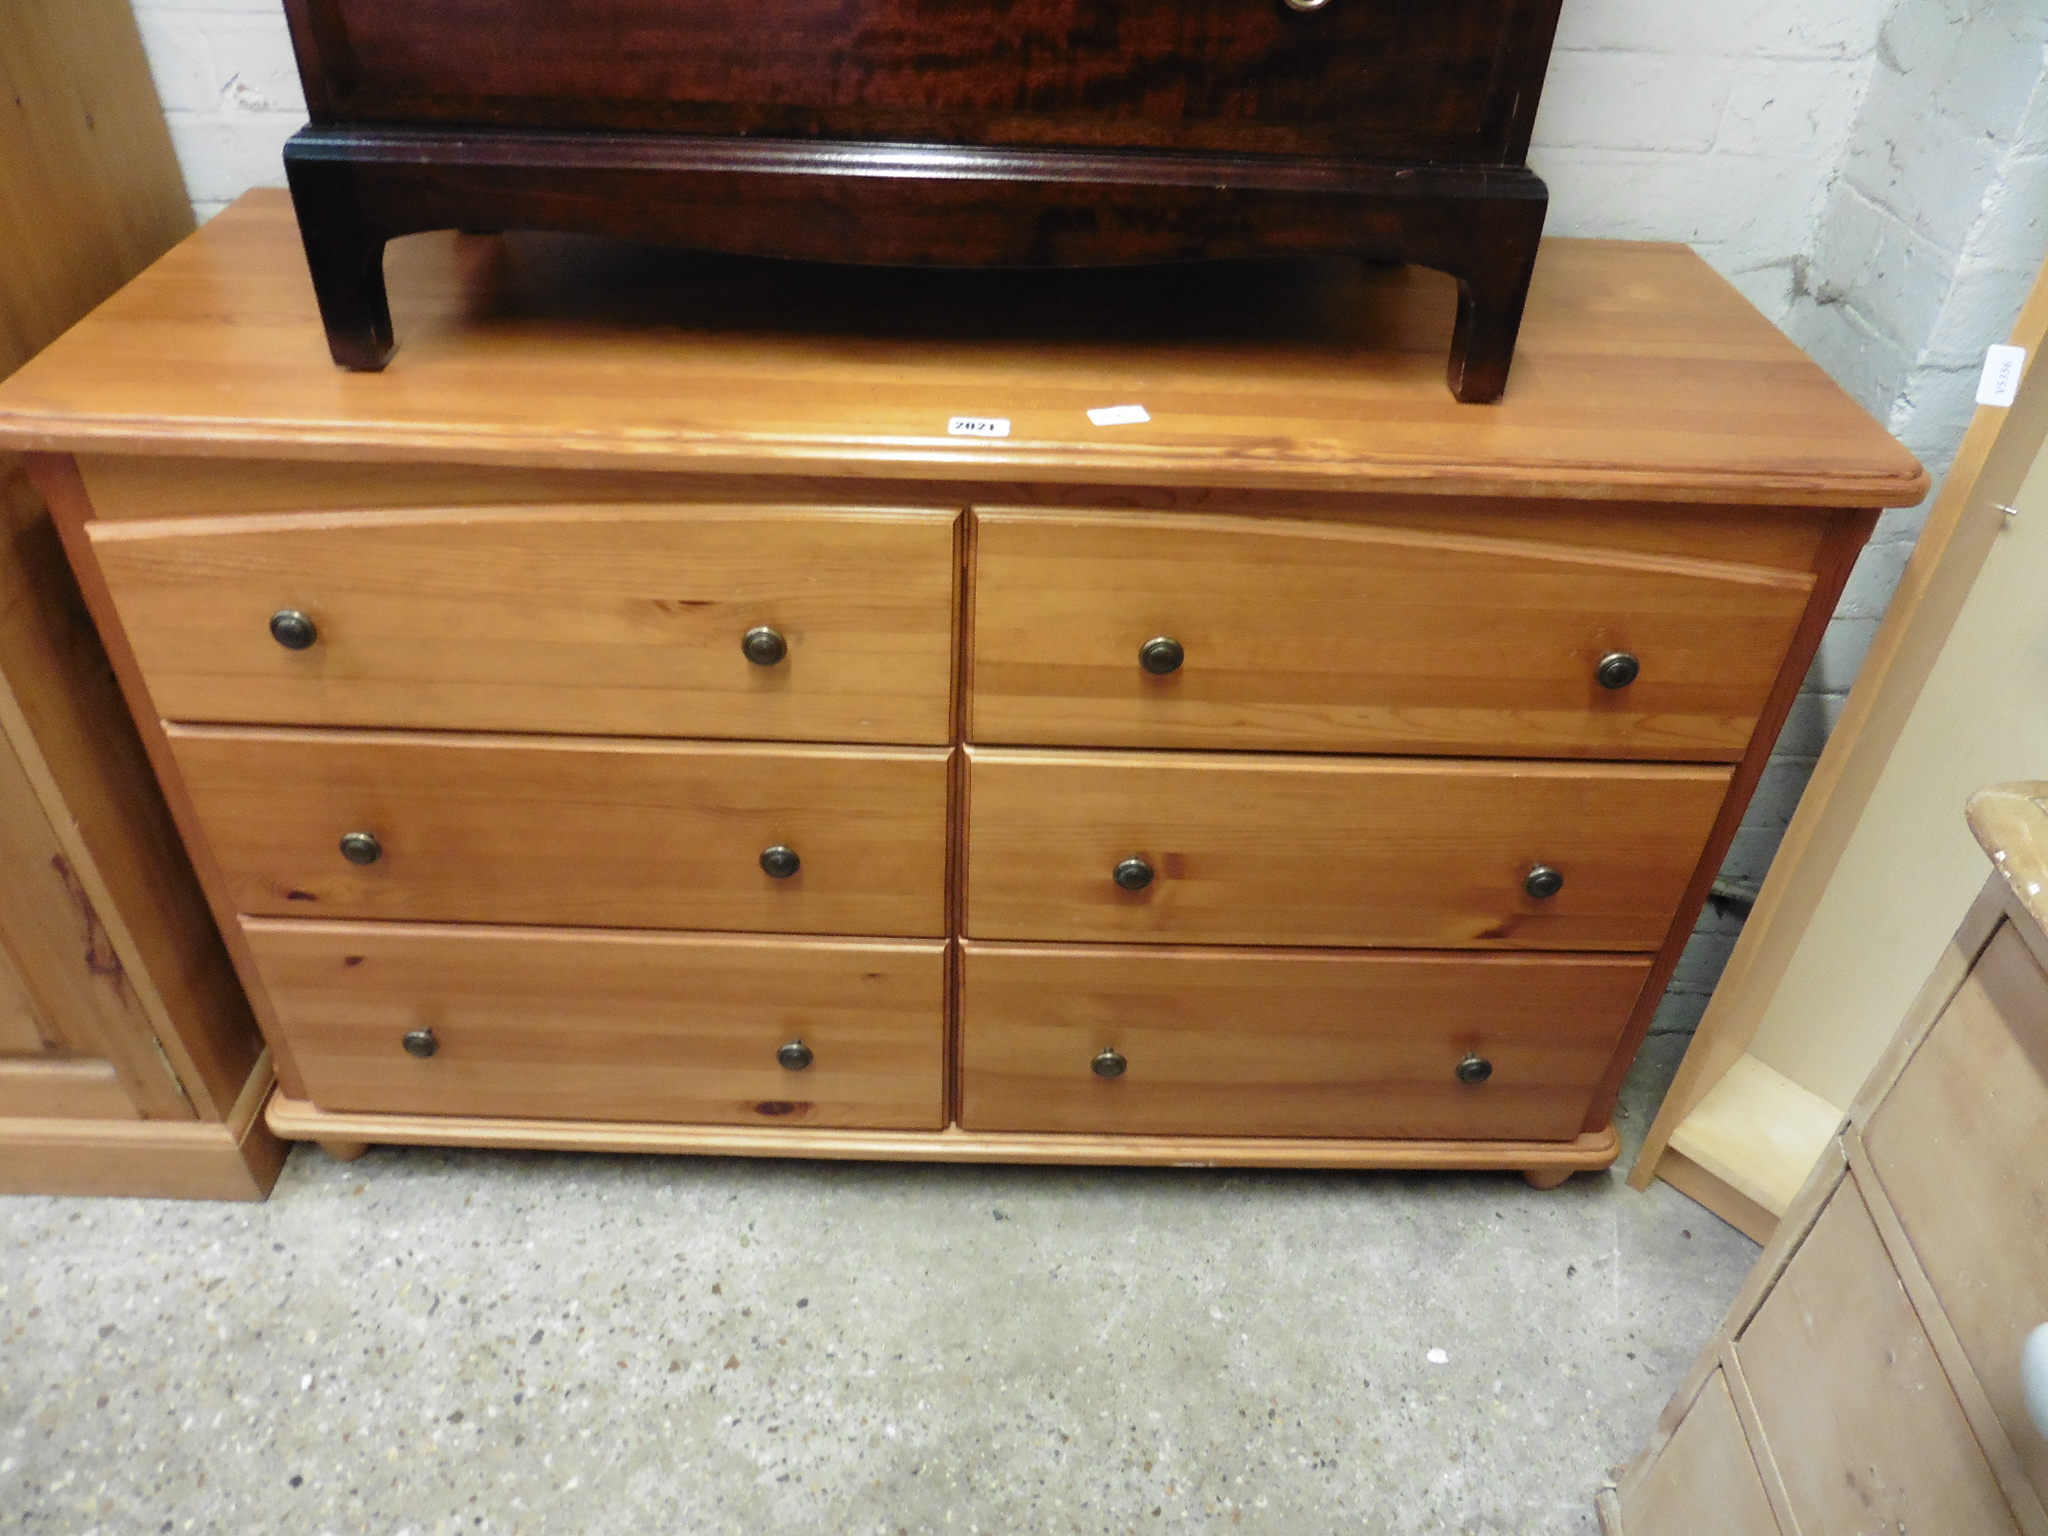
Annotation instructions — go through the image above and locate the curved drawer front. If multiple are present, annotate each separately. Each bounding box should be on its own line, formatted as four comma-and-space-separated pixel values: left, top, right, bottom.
91, 504, 959, 744
246, 920, 947, 1129
969, 509, 1813, 759
171, 726, 951, 937
959, 942, 1652, 1140
963, 747, 1729, 949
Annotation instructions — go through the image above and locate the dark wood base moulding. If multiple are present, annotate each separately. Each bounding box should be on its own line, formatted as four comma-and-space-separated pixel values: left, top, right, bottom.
266, 1092, 1618, 1186
282, 125, 1548, 404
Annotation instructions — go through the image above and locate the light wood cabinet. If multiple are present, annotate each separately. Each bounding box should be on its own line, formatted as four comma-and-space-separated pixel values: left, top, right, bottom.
0, 192, 1923, 1179
0, 0, 283, 1196
1601, 784, 2048, 1535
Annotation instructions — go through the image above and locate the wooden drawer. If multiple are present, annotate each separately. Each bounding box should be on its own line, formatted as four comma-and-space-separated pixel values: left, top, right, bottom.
968, 508, 1812, 758
1736, 1182, 2022, 1535
1863, 921, 2048, 1509
962, 747, 1728, 949
959, 942, 1649, 1139
170, 726, 950, 937
90, 504, 958, 744
245, 919, 946, 1128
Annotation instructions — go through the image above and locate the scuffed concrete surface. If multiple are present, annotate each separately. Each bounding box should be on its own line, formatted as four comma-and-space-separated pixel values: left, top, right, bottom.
1, 1038, 1753, 1535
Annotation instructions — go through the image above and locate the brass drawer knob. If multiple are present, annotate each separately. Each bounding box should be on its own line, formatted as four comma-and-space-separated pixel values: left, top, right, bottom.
742, 626, 788, 666
760, 844, 801, 879
1138, 636, 1185, 675
1456, 1053, 1492, 1084
1596, 651, 1641, 689
777, 1039, 813, 1071
1524, 864, 1564, 899
402, 1028, 438, 1058
270, 608, 318, 650
1092, 1049, 1127, 1078
339, 831, 382, 866
1113, 856, 1155, 891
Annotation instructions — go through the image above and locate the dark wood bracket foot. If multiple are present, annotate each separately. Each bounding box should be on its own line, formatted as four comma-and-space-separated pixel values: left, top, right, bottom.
282, 126, 1548, 401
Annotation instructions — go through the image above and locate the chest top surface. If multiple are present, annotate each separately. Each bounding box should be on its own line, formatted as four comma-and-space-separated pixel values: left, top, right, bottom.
0, 190, 1925, 508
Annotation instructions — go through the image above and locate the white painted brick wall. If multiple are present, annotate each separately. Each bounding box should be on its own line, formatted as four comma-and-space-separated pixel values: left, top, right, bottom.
121, 0, 2048, 1041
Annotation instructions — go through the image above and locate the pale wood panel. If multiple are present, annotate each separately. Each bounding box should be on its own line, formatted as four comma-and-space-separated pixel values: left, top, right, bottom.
0, 1052, 283, 1199
1656, 1150, 1781, 1246
169, 726, 951, 937
0, 1057, 138, 1120
0, 938, 55, 1054
969, 507, 1813, 758
74, 454, 1835, 573
963, 747, 1729, 949
1631, 260, 2048, 1188
958, 942, 1649, 1140
1864, 924, 2048, 1511
1616, 1371, 1783, 1536
266, 1089, 1622, 1171
0, 688, 193, 1113
91, 503, 959, 743
1666, 1053, 1843, 1219
244, 919, 946, 1129
0, 0, 191, 379
0, 195, 1925, 507
1737, 1183, 2023, 1536
1750, 390, 2048, 1107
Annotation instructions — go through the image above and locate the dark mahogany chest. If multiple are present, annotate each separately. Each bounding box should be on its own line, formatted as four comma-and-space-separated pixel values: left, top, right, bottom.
281, 0, 1566, 399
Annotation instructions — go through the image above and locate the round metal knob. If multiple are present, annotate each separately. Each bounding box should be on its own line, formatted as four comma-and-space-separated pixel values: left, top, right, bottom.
1524, 863, 1564, 899
269, 609, 317, 650
777, 1040, 813, 1071
339, 831, 382, 866
1283, 0, 1333, 11
1092, 1049, 1128, 1079
760, 844, 801, 879
1112, 857, 1155, 891
1595, 651, 1641, 690
742, 626, 788, 667
1456, 1053, 1492, 1085
402, 1028, 438, 1059
1138, 636, 1185, 676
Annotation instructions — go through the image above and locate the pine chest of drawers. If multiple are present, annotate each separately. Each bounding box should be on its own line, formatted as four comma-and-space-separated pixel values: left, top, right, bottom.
0, 192, 1926, 1183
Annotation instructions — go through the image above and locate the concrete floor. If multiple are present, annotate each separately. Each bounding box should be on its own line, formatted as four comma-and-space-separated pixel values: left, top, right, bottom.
1, 1037, 1755, 1536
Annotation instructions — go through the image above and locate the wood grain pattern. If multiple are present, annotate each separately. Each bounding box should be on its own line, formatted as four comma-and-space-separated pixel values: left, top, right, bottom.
169, 725, 951, 937
1589, 506, 1875, 1137
0, 686, 193, 1114
0, 1051, 283, 1199
0, 0, 192, 379
244, 919, 946, 1129
0, 194, 1927, 508
91, 503, 959, 742
963, 746, 1728, 949
1863, 924, 2048, 1511
1612, 1371, 1783, 1536
0, 1057, 139, 1120
69, 456, 1837, 574
290, 0, 1553, 159
969, 507, 1813, 758
958, 941, 1648, 1139
1736, 1182, 2022, 1536
265, 1089, 1622, 1170
1627, 261, 2048, 1188
0, 936, 53, 1053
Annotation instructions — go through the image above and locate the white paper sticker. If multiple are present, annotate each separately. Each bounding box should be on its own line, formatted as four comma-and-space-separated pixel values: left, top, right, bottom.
947, 416, 1010, 438
1087, 404, 1151, 426
1978, 345, 2026, 408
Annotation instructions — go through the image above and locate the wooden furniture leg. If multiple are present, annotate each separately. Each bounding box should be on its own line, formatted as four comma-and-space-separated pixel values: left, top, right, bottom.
1524, 1166, 1575, 1190
317, 1139, 370, 1163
